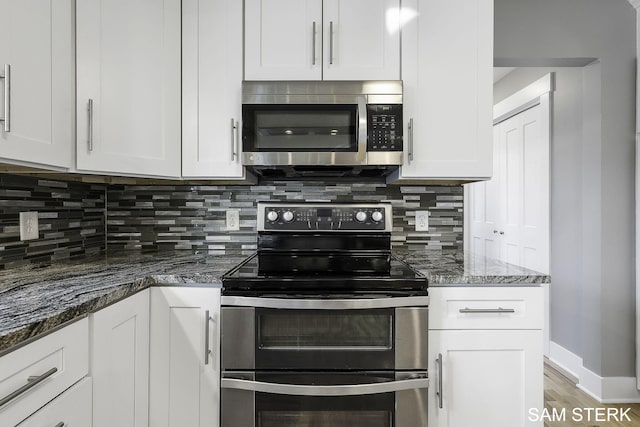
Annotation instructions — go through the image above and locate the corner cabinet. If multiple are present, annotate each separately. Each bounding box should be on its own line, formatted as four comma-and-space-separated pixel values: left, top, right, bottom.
245, 0, 400, 81
149, 287, 221, 427
428, 287, 544, 427
182, 0, 244, 179
0, 0, 74, 169
397, 0, 493, 180
76, 0, 181, 178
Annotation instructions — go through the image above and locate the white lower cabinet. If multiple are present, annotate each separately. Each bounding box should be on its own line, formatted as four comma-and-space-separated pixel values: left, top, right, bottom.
149, 287, 221, 427
16, 378, 92, 427
91, 289, 150, 427
428, 287, 544, 427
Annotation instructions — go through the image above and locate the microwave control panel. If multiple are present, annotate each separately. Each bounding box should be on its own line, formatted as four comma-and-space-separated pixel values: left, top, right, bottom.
367, 104, 403, 152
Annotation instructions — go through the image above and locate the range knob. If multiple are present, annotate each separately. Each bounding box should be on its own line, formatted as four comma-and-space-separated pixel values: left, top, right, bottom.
371, 211, 383, 222
282, 211, 295, 223
355, 211, 368, 223
266, 210, 279, 222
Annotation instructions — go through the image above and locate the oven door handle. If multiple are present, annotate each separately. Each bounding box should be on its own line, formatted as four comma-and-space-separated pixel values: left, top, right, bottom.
220, 296, 429, 309
221, 377, 429, 396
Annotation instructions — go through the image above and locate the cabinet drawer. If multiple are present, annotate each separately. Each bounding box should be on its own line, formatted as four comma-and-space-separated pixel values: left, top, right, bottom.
0, 318, 89, 427
429, 287, 543, 330
17, 377, 92, 427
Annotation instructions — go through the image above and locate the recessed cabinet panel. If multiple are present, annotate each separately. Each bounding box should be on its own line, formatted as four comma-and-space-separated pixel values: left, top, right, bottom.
0, 0, 73, 169
245, 0, 323, 80
399, 0, 492, 180
77, 0, 181, 177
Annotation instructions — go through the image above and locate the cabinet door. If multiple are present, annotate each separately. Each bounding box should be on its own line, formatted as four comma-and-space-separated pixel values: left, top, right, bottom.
182, 0, 244, 178
92, 289, 150, 427
429, 330, 543, 427
400, 0, 493, 179
76, 0, 181, 178
245, 0, 322, 80
17, 378, 93, 427
322, 0, 400, 80
149, 287, 220, 427
0, 0, 73, 169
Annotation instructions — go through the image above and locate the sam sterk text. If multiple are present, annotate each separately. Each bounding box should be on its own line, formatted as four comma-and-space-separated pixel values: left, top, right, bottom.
528, 407, 633, 423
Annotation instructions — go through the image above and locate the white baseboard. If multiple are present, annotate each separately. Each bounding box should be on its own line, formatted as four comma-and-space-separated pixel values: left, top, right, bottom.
549, 341, 640, 403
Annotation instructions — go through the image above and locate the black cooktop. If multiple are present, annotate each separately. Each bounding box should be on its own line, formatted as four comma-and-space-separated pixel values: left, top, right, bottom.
221, 252, 428, 296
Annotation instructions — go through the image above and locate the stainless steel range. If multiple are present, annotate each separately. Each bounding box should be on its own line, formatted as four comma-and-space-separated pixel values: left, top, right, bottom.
220, 202, 429, 427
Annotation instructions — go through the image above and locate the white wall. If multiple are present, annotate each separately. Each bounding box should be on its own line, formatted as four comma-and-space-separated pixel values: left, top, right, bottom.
495, 0, 636, 378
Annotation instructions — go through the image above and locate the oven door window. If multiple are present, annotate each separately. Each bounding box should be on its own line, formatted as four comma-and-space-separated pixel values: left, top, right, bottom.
255, 309, 394, 370
243, 104, 358, 152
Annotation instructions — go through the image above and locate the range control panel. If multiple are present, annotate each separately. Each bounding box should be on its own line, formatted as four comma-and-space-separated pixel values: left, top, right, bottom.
367, 104, 403, 152
258, 203, 392, 232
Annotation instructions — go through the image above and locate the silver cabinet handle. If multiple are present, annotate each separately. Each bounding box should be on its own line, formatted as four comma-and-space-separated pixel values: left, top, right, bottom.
0, 367, 58, 408
0, 64, 10, 132
312, 21, 317, 65
87, 99, 94, 151
221, 295, 430, 310
357, 96, 367, 162
204, 310, 211, 365
222, 376, 428, 396
408, 118, 414, 162
54, 423, 65, 427
230, 119, 239, 161
329, 21, 335, 65
435, 353, 443, 408
459, 307, 515, 314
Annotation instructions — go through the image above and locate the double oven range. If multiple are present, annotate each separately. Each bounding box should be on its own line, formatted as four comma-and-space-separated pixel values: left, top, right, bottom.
221, 202, 429, 427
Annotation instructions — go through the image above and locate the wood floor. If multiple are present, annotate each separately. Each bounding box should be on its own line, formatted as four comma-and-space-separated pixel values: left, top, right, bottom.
544, 360, 640, 426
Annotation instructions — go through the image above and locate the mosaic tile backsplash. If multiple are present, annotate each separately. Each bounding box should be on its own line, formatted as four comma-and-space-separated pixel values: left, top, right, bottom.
107, 181, 463, 253
0, 174, 106, 269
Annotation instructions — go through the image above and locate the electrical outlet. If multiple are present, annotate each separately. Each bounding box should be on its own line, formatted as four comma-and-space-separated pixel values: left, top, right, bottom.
415, 210, 429, 232
19, 211, 39, 240
226, 210, 240, 231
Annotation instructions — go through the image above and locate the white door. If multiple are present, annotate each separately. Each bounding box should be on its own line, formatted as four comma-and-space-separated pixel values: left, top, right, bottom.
399, 0, 493, 179
429, 329, 543, 427
92, 289, 150, 427
245, 0, 322, 80
182, 0, 244, 178
469, 105, 550, 273
149, 287, 220, 427
76, 0, 181, 178
0, 0, 74, 169
322, 0, 400, 80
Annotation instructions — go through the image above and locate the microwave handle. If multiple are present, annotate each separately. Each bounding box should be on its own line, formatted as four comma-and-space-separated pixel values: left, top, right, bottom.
221, 376, 429, 397
357, 96, 367, 162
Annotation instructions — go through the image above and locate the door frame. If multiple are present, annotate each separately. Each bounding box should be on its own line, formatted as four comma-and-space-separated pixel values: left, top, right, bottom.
464, 72, 553, 355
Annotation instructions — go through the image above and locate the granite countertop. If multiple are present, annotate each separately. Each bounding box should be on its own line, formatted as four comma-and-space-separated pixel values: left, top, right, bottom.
0, 249, 550, 356
0, 251, 249, 355
396, 250, 551, 286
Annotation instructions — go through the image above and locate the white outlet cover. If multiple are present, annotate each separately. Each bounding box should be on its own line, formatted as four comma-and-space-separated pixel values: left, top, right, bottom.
226, 210, 240, 231
19, 211, 39, 240
415, 210, 429, 232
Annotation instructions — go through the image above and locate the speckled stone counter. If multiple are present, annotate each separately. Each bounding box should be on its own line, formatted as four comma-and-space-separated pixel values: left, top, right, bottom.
0, 251, 250, 355
396, 250, 550, 285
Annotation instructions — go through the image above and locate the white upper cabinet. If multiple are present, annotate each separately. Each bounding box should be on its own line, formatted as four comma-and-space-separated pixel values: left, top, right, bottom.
76, 0, 181, 178
182, 0, 244, 179
322, 0, 400, 80
0, 0, 74, 169
245, 0, 400, 81
397, 0, 493, 180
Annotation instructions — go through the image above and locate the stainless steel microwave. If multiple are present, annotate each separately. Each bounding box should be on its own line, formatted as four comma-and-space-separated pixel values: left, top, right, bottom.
241, 81, 403, 168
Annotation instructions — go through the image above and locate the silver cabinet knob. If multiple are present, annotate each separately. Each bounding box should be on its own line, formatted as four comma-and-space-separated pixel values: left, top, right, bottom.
282, 211, 294, 222
371, 211, 383, 222
266, 210, 279, 222
355, 211, 367, 222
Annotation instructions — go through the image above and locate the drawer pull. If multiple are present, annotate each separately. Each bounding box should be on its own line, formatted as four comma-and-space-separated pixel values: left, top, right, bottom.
459, 307, 515, 314
54, 423, 65, 427
0, 367, 58, 408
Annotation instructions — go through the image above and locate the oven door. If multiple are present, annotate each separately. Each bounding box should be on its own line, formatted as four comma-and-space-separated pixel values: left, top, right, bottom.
221, 371, 428, 427
242, 99, 367, 166
221, 296, 428, 371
